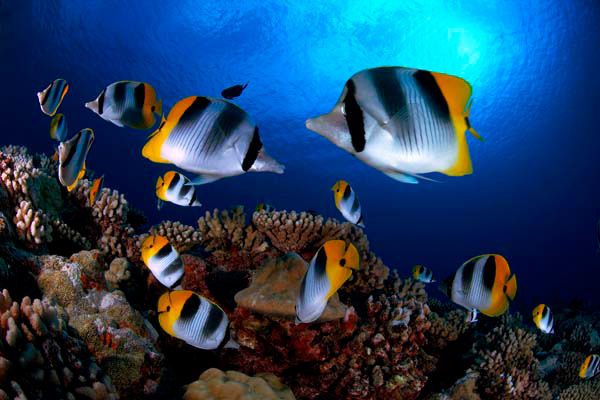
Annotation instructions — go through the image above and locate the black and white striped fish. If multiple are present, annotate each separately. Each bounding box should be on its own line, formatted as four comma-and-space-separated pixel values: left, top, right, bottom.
85, 81, 162, 129
142, 96, 284, 185
155, 171, 202, 210
532, 304, 554, 334
580, 354, 600, 379
158, 290, 238, 350
306, 67, 482, 183
440, 254, 517, 317
141, 235, 184, 289
331, 180, 364, 227
37, 78, 69, 116
58, 128, 94, 191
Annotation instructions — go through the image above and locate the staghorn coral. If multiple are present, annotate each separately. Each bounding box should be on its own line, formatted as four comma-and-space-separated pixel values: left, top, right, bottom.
183, 368, 296, 400
149, 220, 202, 253
198, 207, 271, 270
252, 210, 348, 255
225, 266, 434, 400
467, 323, 552, 399
36, 251, 164, 397
0, 288, 118, 399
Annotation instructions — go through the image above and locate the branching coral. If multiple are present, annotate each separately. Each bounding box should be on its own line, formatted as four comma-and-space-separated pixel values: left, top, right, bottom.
149, 220, 202, 252
0, 288, 118, 399
467, 323, 552, 399
252, 210, 348, 255
226, 270, 434, 400
198, 207, 271, 270
184, 368, 296, 400
558, 378, 600, 399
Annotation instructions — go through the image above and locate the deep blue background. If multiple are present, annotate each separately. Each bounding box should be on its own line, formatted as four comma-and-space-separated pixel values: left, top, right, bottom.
1, 1, 599, 310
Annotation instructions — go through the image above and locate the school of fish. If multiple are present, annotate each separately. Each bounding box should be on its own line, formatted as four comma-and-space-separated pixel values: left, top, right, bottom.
34, 68, 594, 380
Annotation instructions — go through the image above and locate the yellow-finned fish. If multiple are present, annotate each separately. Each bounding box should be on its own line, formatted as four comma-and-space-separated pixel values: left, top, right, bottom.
306, 67, 482, 184
50, 113, 68, 142
37, 78, 69, 116
157, 290, 238, 350
440, 254, 517, 317
85, 81, 162, 129
141, 236, 184, 289
579, 354, 600, 379
295, 240, 360, 324
255, 203, 275, 213
331, 180, 364, 227
88, 175, 104, 207
412, 265, 435, 283
532, 304, 554, 334
142, 96, 284, 185
58, 128, 94, 191
155, 171, 202, 211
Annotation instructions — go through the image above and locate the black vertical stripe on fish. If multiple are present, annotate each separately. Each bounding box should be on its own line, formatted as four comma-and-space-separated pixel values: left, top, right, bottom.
313, 247, 328, 280
369, 68, 408, 126
167, 173, 181, 191
163, 256, 183, 277
178, 96, 211, 126
208, 103, 246, 155
134, 83, 146, 108
179, 183, 192, 198
482, 256, 497, 291
203, 304, 225, 336
171, 275, 184, 289
356, 215, 364, 226
350, 196, 360, 213
179, 294, 201, 321
413, 70, 451, 122
342, 185, 352, 201
242, 127, 263, 171
343, 79, 366, 153
62, 131, 83, 166
98, 89, 106, 115
541, 306, 549, 320
113, 81, 128, 109
154, 243, 173, 260
188, 192, 197, 206
461, 259, 475, 294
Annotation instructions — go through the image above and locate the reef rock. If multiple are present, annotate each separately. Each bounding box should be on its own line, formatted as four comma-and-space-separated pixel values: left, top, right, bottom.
234, 252, 347, 322
184, 368, 295, 400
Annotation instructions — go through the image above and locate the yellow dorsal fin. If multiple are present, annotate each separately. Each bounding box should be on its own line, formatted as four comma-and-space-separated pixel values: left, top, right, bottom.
323, 240, 354, 299
505, 273, 517, 301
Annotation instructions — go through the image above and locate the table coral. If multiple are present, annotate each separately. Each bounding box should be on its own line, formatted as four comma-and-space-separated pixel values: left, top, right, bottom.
184, 368, 295, 400
0, 288, 118, 399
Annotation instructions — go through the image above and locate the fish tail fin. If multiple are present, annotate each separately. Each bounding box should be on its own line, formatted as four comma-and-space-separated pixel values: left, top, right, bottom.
440, 121, 473, 177
185, 174, 222, 186
505, 274, 517, 301
155, 99, 163, 116
223, 338, 240, 350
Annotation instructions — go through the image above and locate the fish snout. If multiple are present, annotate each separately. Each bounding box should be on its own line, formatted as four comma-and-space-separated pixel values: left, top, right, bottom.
84, 100, 97, 112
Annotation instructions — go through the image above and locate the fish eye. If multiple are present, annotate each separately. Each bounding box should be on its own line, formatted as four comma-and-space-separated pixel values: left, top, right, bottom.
151, 105, 156, 112
166, 306, 170, 312
340, 258, 346, 266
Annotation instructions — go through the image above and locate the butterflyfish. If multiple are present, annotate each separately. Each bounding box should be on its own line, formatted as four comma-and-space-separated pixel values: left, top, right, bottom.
141, 96, 284, 185
331, 180, 364, 227
295, 240, 360, 324
306, 66, 481, 183
89, 175, 104, 207
156, 171, 202, 211
412, 265, 435, 283
579, 354, 600, 379
141, 235, 184, 289
532, 304, 554, 334
85, 81, 162, 129
50, 113, 68, 141
58, 128, 94, 191
38, 78, 68, 116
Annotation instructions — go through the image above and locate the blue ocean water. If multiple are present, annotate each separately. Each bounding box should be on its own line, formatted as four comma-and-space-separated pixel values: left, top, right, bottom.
1, 0, 599, 310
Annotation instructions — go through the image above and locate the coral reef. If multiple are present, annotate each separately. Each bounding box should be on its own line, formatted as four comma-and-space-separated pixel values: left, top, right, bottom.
183, 368, 295, 400
37, 250, 163, 397
0, 288, 117, 399
197, 207, 271, 270
1, 145, 599, 399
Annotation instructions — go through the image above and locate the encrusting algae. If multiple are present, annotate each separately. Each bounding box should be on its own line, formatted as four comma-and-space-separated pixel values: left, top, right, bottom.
0, 145, 598, 398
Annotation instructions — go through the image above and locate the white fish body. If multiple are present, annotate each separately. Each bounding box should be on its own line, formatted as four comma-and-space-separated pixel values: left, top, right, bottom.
58, 129, 94, 188
173, 295, 229, 350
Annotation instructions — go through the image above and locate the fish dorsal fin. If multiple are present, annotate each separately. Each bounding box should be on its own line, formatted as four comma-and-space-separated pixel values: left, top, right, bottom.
430, 72, 472, 116
504, 274, 517, 301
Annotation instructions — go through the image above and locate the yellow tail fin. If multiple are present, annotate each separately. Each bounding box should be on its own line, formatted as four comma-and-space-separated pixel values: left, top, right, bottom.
505, 274, 517, 301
